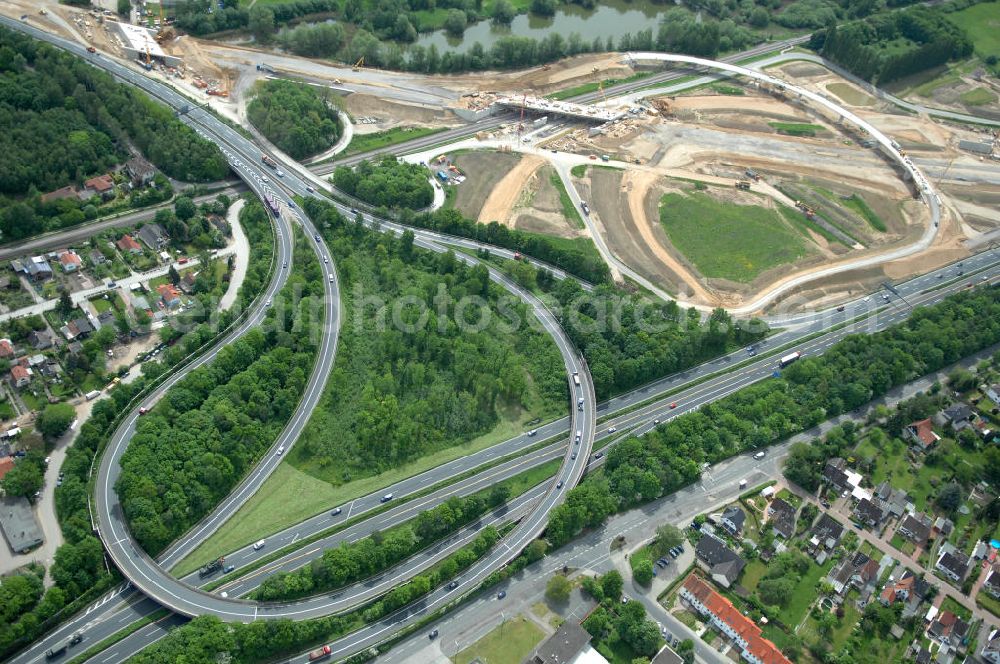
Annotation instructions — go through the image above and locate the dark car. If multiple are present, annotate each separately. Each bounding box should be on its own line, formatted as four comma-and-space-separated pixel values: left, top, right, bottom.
428, 629, 439, 640
556, 481, 564, 489
331, 507, 342, 516
497, 590, 506, 599
447, 581, 459, 590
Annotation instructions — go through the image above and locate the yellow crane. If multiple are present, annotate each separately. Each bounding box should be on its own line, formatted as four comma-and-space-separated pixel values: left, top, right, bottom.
352, 56, 364, 72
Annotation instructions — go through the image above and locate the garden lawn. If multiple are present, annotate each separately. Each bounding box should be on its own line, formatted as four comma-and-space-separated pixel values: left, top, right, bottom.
454, 615, 545, 664
659, 192, 811, 282
777, 558, 833, 627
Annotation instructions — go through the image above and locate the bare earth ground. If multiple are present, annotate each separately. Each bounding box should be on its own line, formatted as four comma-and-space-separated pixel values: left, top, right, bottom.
342, 94, 460, 132
478, 154, 545, 225
510, 165, 583, 239
452, 151, 522, 220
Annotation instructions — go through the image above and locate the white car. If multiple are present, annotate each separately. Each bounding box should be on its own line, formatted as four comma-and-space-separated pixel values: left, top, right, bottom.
276, 445, 285, 455
753, 451, 766, 460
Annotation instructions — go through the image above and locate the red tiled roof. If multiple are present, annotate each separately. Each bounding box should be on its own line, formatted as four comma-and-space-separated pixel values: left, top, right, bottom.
117, 235, 142, 252
0, 457, 14, 481
84, 174, 114, 193
909, 419, 939, 447
682, 575, 791, 664
157, 284, 180, 299
41, 186, 80, 203
11, 365, 30, 380
0, 339, 13, 358
59, 251, 82, 266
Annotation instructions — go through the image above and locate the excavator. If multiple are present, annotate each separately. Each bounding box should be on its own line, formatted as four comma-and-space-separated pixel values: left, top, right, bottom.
352, 56, 364, 72
155, 3, 175, 43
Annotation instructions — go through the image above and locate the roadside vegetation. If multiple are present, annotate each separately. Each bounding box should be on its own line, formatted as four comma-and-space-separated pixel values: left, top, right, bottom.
247, 79, 342, 160
0, 27, 229, 242
768, 122, 827, 137
544, 285, 1000, 547
117, 221, 321, 555
332, 156, 434, 209
659, 191, 810, 283
342, 126, 446, 157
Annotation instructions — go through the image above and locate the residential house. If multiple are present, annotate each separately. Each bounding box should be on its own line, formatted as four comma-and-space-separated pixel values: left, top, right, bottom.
935, 546, 971, 583
66, 341, 84, 356
61, 317, 94, 341
20, 256, 53, 281
83, 174, 115, 200
41, 360, 61, 378
0, 457, 14, 483
10, 365, 31, 388
27, 330, 53, 350
157, 284, 181, 309
0, 338, 13, 359
823, 457, 852, 491
40, 185, 80, 204
524, 621, 594, 664
96, 311, 115, 329
720, 505, 746, 537
694, 534, 747, 588
138, 223, 168, 251
972, 540, 990, 561
89, 250, 107, 267
874, 481, 910, 518
125, 156, 156, 187
827, 551, 879, 595
983, 566, 1000, 599
810, 514, 845, 551
179, 270, 198, 295
650, 645, 683, 664
982, 630, 1000, 664
927, 610, 969, 648
898, 512, 933, 545
880, 573, 916, 606
130, 295, 151, 315
904, 419, 940, 450
935, 403, 973, 431
914, 647, 932, 664
0, 495, 44, 553
933, 516, 954, 538
117, 235, 143, 255
767, 498, 797, 539
853, 498, 886, 529
680, 575, 792, 664
986, 384, 1000, 408
58, 250, 82, 273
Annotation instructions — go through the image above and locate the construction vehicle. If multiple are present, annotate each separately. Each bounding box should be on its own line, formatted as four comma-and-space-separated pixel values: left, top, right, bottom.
256, 63, 276, 73
199, 557, 225, 578
352, 57, 364, 72
744, 168, 761, 182
308, 646, 332, 661
600, 155, 610, 162
261, 154, 278, 169
735, 179, 751, 190
86, 46, 96, 53
39, 8, 47, 15
794, 200, 816, 219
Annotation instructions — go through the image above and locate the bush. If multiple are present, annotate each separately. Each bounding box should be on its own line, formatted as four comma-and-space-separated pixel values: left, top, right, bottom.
332, 156, 433, 210
247, 80, 342, 160
633, 558, 654, 585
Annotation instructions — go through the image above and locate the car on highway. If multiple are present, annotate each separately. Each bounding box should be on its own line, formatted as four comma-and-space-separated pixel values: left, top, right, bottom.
266, 299, 272, 307
836, 305, 845, 312
138, 407, 149, 415
350, 208, 358, 215
653, 418, 660, 425
314, 234, 321, 241
306, 185, 315, 193
224, 564, 235, 573
670, 402, 677, 409
580, 202, 590, 215
282, 262, 288, 268
571, 452, 577, 460
381, 493, 394, 503
607, 427, 617, 433
447, 581, 459, 590
556, 481, 564, 489
753, 450, 766, 460
276, 445, 285, 454
593, 451, 604, 459
252, 540, 266, 551
331, 507, 342, 516
497, 590, 506, 599
527, 429, 538, 437
428, 629, 439, 640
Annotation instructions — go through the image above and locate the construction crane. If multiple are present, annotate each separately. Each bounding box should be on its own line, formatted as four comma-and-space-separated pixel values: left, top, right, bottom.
515, 93, 527, 146
155, 2, 175, 43
591, 66, 608, 107
352, 57, 364, 72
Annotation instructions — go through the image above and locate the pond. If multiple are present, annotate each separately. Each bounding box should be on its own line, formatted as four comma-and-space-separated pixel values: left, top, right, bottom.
413, 0, 674, 53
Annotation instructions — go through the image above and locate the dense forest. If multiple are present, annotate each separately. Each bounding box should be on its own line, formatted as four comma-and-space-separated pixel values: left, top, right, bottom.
0, 27, 229, 241
332, 157, 434, 210
810, 5, 974, 82
247, 80, 342, 160
117, 225, 321, 555
294, 197, 566, 484
544, 284, 1000, 547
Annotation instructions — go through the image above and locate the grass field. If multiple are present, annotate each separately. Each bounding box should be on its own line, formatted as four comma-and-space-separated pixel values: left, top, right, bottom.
176, 411, 550, 574
960, 87, 998, 106
826, 82, 876, 106
548, 72, 651, 101
454, 615, 545, 664
659, 192, 811, 283
550, 172, 585, 229
740, 559, 768, 592
711, 84, 745, 95
978, 590, 1000, 618
947, 2, 1000, 59
777, 558, 832, 627
342, 126, 446, 157
768, 122, 827, 137
843, 193, 887, 232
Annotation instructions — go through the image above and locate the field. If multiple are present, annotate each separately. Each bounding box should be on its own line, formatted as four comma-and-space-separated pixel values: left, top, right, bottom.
176, 411, 549, 574
341, 126, 446, 157
946, 2, 1000, 59
452, 151, 523, 220
768, 122, 827, 137
959, 87, 998, 106
454, 615, 546, 664
658, 192, 812, 283
843, 193, 887, 232
549, 172, 585, 229
826, 82, 876, 106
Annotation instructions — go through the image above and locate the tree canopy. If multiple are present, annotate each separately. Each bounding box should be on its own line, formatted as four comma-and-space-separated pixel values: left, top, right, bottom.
332, 156, 433, 210
247, 79, 342, 160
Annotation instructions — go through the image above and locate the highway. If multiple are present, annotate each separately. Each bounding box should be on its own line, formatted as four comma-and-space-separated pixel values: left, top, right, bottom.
2, 13, 997, 664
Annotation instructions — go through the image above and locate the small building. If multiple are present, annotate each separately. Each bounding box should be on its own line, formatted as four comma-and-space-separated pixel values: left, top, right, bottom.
66, 341, 84, 356
987, 384, 1000, 407
904, 419, 940, 450
935, 403, 973, 430
927, 610, 969, 648
157, 283, 181, 309
61, 317, 94, 341
9, 364, 31, 388
117, 235, 143, 255
810, 513, 845, 550
0, 338, 13, 359
125, 156, 156, 187
89, 250, 107, 266
40, 186, 81, 204
983, 566, 1000, 598
935, 547, 971, 583
874, 481, 910, 518
982, 630, 1000, 664
179, 271, 198, 294
880, 572, 916, 606
16, 256, 54, 281
695, 534, 746, 588
0, 495, 45, 554
823, 457, 852, 491
898, 512, 933, 545
524, 620, 597, 664
138, 223, 169, 251
933, 516, 954, 538
650, 645, 683, 664
130, 294, 151, 314
720, 505, 746, 537
59, 250, 83, 273
84, 174, 115, 200
957, 139, 994, 156
767, 498, 797, 539
828, 551, 878, 595
27, 330, 53, 350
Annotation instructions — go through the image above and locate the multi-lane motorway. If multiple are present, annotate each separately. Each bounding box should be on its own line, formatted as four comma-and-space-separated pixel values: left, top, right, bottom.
3, 13, 999, 664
